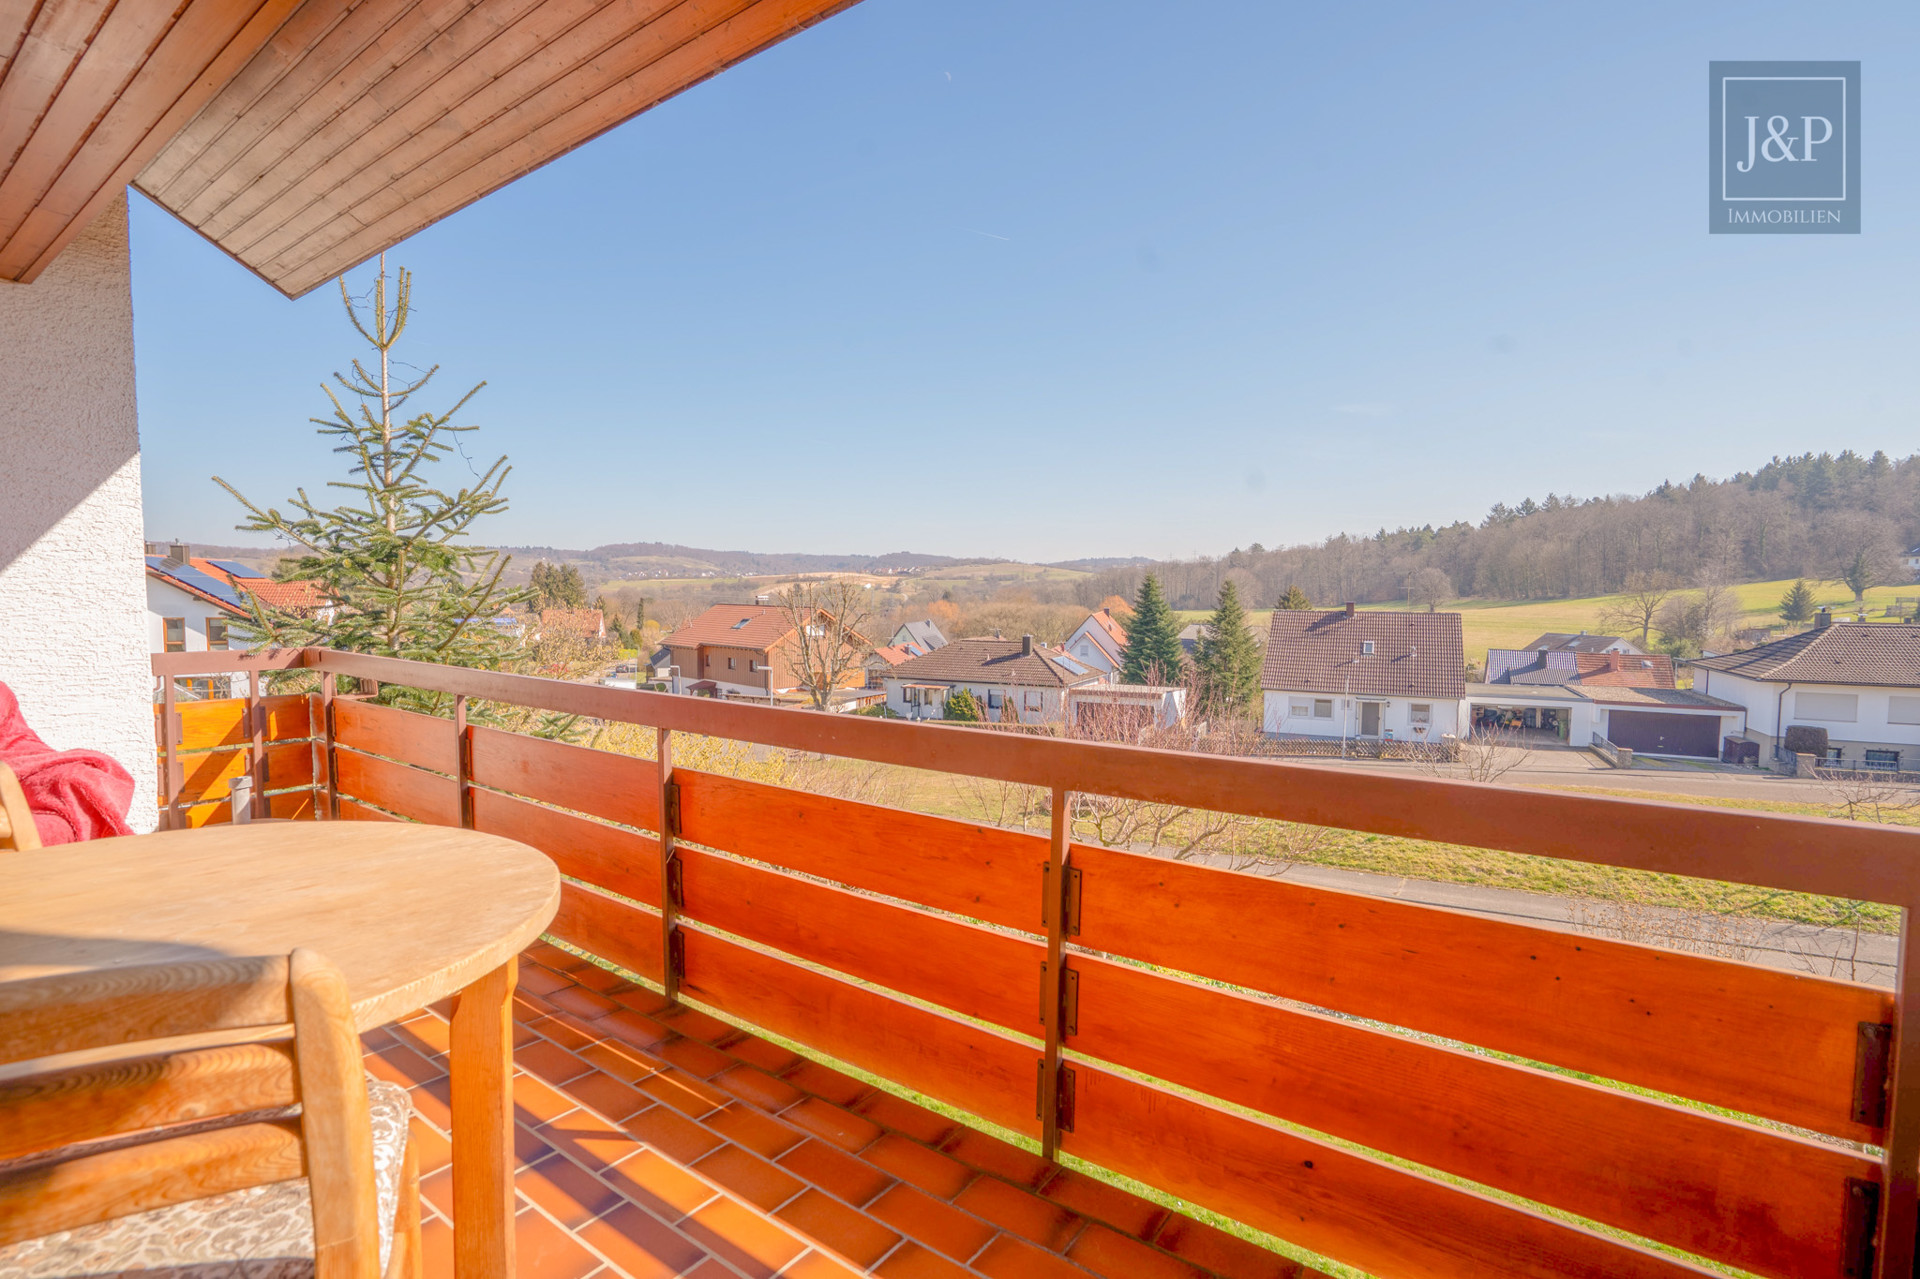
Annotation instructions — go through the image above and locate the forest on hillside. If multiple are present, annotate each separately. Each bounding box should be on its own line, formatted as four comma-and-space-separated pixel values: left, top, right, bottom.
1074, 450, 1920, 611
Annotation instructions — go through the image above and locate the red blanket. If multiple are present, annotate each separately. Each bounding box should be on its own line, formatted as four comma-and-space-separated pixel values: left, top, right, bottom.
0, 682, 135, 845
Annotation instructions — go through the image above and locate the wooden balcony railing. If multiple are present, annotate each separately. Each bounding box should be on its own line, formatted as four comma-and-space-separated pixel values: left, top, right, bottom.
151, 648, 1920, 1279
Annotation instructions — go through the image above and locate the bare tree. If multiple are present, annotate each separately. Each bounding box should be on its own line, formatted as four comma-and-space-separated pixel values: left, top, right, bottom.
774, 578, 874, 711
1417, 726, 1531, 784
1406, 567, 1453, 612
1597, 573, 1673, 647
1826, 774, 1920, 824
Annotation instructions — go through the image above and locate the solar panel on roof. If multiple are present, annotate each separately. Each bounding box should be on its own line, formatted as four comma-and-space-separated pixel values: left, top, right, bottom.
161, 564, 245, 608
207, 559, 266, 578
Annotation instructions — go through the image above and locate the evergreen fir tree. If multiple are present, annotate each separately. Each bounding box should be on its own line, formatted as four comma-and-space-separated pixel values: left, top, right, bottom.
1779, 579, 1817, 626
216, 258, 528, 711
944, 688, 981, 721
531, 561, 588, 611
1121, 574, 1185, 685
1196, 580, 1263, 716
1275, 585, 1313, 610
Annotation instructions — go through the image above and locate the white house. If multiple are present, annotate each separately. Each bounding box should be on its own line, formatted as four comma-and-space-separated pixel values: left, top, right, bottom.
1517, 631, 1645, 657
1261, 605, 1468, 743
883, 635, 1100, 723
1693, 615, 1920, 768
890, 619, 949, 652
1066, 684, 1186, 734
1063, 608, 1127, 681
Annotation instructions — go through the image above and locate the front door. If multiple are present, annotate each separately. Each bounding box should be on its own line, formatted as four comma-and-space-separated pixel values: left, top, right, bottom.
1359, 701, 1381, 737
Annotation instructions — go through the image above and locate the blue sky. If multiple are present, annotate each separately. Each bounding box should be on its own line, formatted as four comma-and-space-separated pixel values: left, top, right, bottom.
133, 1, 1919, 563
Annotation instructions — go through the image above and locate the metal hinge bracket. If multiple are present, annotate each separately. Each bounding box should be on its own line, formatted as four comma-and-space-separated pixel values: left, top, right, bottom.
1842, 1177, 1880, 1278
1064, 865, 1082, 936
1039, 962, 1079, 1036
667, 928, 686, 980
1035, 1061, 1077, 1132
1852, 1021, 1891, 1127
665, 854, 685, 909
663, 779, 682, 838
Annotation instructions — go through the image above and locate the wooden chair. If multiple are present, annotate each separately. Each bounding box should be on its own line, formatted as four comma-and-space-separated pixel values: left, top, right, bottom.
0, 951, 421, 1279
0, 763, 39, 851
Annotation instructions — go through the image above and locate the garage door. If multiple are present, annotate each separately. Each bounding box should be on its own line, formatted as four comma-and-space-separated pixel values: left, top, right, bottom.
1607, 711, 1719, 758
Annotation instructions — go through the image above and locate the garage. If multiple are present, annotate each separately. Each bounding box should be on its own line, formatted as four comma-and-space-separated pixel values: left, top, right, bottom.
1606, 710, 1721, 758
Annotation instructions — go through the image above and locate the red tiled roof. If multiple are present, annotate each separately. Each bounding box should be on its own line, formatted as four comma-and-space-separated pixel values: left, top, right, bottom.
1261, 609, 1465, 699
1572, 654, 1675, 688
237, 578, 329, 610
866, 643, 919, 667
664, 605, 798, 653
1099, 595, 1134, 617
1691, 622, 1920, 687
883, 638, 1101, 689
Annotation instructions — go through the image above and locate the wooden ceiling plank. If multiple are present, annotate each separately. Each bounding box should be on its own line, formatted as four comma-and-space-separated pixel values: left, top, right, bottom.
0, 0, 185, 259
245, 0, 757, 275
276, 0, 854, 295
0, 0, 115, 176
180, 0, 521, 235
0, 0, 48, 78
13, 0, 301, 282
167, 0, 460, 225
0, 0, 274, 276
221, 0, 665, 262
138, 0, 368, 198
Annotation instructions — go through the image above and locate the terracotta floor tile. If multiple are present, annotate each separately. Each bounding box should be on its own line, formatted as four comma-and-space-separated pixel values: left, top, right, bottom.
779, 1098, 883, 1154
583, 1038, 668, 1084
544, 1109, 647, 1170
703, 1102, 805, 1160
638, 1067, 730, 1118
938, 1130, 1052, 1190
519, 1153, 625, 1228
684, 1260, 742, 1279
721, 1034, 802, 1076
420, 1166, 455, 1219
621, 1104, 727, 1165
571, 962, 630, 993
1151, 1216, 1309, 1279
567, 1069, 651, 1123
516, 1072, 583, 1127
514, 1019, 545, 1048
953, 1178, 1082, 1250
780, 1060, 871, 1108
517, 1122, 560, 1170
518, 962, 574, 996
852, 1092, 958, 1148
550, 986, 623, 1020
683, 1197, 807, 1278
1040, 1168, 1167, 1241
526, 942, 590, 971
516, 1204, 605, 1279
532, 1012, 604, 1052
420, 1216, 456, 1279
1067, 1224, 1210, 1279
577, 1203, 710, 1279
860, 1134, 971, 1200
610, 985, 673, 1017
409, 1079, 453, 1131
600, 1008, 673, 1050
713, 1064, 805, 1112
519, 1037, 595, 1086
656, 1005, 736, 1045
773, 1189, 900, 1267
866, 1184, 996, 1263
656, 1035, 737, 1079
368, 1042, 443, 1089
361, 1025, 398, 1053
393, 1014, 452, 1058
693, 1144, 806, 1211
873, 1242, 977, 1279
972, 1233, 1092, 1279
603, 1147, 719, 1220
778, 1139, 893, 1208
409, 1117, 453, 1175
782, 1250, 865, 1278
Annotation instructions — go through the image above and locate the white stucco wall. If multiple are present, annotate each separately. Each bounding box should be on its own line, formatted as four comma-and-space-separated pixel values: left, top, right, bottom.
1264, 690, 1465, 742
0, 195, 155, 831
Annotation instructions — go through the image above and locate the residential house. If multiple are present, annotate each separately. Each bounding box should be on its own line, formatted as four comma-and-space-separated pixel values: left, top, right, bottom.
1693, 611, 1920, 768
1066, 684, 1186, 734
1064, 608, 1128, 680
889, 619, 949, 652
1484, 649, 1675, 689
1907, 544, 1920, 580
864, 642, 922, 688
1262, 605, 1467, 742
883, 635, 1100, 723
1518, 631, 1646, 656
1177, 618, 1266, 664
1464, 647, 1741, 754
145, 545, 329, 697
661, 603, 866, 700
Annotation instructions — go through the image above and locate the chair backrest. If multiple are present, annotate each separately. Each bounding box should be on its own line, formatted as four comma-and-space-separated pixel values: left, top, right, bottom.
0, 763, 38, 851
0, 950, 381, 1279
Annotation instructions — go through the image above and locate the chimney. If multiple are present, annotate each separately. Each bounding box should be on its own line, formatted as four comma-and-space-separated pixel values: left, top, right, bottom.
1607, 652, 1622, 672
1344, 602, 1355, 619
1815, 608, 1832, 630
168, 541, 190, 565
1021, 634, 1034, 656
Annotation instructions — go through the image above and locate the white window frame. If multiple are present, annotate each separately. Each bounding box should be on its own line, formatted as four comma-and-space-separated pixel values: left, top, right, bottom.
1024, 690, 1043, 712
1313, 699, 1333, 719
1796, 691, 1859, 723
1891, 696, 1920, 725
1361, 640, 1375, 655
1410, 703, 1431, 725
1289, 700, 1312, 718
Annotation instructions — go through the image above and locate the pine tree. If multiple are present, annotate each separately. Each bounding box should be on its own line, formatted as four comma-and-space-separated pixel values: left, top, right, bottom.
1196, 580, 1263, 716
1780, 579, 1817, 626
944, 688, 981, 721
1121, 574, 1185, 685
531, 561, 587, 612
1275, 585, 1313, 610
216, 258, 528, 711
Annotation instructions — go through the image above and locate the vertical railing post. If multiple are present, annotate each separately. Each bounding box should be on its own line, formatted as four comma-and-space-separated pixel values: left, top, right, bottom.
455, 694, 474, 829
658, 727, 681, 1003
1873, 906, 1920, 1278
321, 670, 339, 820
158, 673, 180, 831
1038, 785, 1074, 1161
247, 669, 265, 815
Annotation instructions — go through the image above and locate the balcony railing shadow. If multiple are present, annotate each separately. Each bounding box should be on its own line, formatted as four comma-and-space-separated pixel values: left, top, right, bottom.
151, 647, 1920, 1279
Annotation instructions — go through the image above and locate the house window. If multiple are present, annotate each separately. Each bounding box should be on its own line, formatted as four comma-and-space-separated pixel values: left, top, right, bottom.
1361, 641, 1375, 655
1866, 749, 1901, 771
749, 660, 758, 672
1795, 692, 1859, 722
1313, 699, 1333, 719
1289, 700, 1312, 718
1891, 696, 1920, 725
987, 690, 1003, 709
163, 617, 185, 653
1411, 703, 1431, 725
728, 657, 736, 670
1025, 691, 1042, 711
206, 619, 229, 651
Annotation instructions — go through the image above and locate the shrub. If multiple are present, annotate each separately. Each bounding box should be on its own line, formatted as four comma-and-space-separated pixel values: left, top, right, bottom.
945, 688, 981, 722
1784, 725, 1830, 756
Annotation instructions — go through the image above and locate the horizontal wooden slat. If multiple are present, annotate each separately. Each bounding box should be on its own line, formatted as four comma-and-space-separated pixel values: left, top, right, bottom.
547, 881, 662, 983
677, 770, 1042, 932
469, 725, 658, 832
332, 698, 457, 775
471, 788, 659, 908
333, 749, 458, 826
1060, 1065, 1712, 1279
678, 848, 1040, 1034
0, 957, 290, 1061
180, 789, 314, 827
679, 927, 1034, 1135
1070, 956, 1870, 1279
173, 694, 310, 752
170, 741, 314, 805
335, 797, 400, 823
1072, 842, 1889, 1143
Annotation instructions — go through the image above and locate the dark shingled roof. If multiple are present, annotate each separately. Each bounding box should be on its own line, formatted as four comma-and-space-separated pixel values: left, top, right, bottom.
1692, 623, 1920, 688
882, 637, 1100, 689
1261, 609, 1465, 699
1520, 632, 1639, 654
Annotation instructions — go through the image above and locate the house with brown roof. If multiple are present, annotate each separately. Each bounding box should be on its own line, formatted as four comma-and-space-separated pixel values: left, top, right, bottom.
1693, 612, 1920, 767
882, 635, 1100, 723
660, 603, 867, 701
1063, 608, 1128, 680
1261, 605, 1467, 743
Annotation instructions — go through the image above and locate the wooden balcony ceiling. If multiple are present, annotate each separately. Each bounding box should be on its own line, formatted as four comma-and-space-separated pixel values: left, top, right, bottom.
0, 0, 859, 296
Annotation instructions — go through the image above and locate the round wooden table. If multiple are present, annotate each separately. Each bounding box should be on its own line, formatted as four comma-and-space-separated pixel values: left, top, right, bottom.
0, 822, 560, 1279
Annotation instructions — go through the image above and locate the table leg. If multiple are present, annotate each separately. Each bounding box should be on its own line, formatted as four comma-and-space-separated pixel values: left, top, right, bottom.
450, 960, 516, 1279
